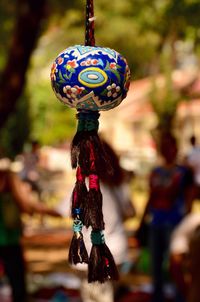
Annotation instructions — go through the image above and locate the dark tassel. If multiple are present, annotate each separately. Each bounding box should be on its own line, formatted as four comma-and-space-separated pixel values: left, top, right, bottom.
71, 166, 87, 219
68, 218, 89, 264
79, 132, 113, 176
88, 231, 119, 283
83, 174, 104, 230
70, 111, 117, 282
82, 143, 105, 229
71, 111, 113, 176
69, 167, 88, 265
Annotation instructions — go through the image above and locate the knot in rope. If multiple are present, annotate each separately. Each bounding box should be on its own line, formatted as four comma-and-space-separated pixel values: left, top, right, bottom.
89, 174, 99, 190
73, 218, 83, 233
77, 111, 100, 132
91, 230, 105, 245
72, 208, 82, 216
77, 119, 99, 132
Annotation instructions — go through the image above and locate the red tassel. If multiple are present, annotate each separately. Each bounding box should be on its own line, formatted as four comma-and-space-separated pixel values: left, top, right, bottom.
83, 174, 104, 229
71, 166, 87, 219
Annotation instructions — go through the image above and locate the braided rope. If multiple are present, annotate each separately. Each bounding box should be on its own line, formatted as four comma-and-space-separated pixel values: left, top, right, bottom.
85, 0, 95, 46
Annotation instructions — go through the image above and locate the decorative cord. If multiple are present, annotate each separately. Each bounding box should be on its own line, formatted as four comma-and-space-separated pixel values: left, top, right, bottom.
85, 0, 95, 46
77, 110, 100, 132
73, 218, 84, 233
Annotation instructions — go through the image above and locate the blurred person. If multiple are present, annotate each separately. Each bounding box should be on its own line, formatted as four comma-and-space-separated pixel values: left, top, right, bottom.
0, 158, 61, 302
19, 140, 42, 195
170, 212, 200, 302
139, 133, 195, 302
58, 140, 135, 302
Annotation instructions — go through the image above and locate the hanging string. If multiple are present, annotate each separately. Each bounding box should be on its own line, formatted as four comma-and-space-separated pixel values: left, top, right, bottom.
85, 0, 95, 46
69, 0, 119, 282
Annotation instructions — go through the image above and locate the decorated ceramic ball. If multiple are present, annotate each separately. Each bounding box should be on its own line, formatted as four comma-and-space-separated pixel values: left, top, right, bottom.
50, 45, 130, 111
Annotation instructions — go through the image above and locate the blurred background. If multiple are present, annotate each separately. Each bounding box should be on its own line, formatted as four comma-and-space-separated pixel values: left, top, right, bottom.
0, 0, 200, 301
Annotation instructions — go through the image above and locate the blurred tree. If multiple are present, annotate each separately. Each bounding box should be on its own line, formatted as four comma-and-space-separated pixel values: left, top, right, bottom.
0, 0, 47, 130
0, 1, 16, 71
150, 74, 181, 145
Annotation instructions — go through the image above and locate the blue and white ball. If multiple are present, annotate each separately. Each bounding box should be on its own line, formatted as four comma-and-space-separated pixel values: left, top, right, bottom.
50, 45, 130, 111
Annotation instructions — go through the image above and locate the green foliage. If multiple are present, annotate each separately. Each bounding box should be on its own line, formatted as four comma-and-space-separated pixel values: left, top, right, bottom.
0, 0, 16, 72
27, 77, 75, 145
0, 1, 16, 71
150, 50, 181, 139
150, 75, 181, 129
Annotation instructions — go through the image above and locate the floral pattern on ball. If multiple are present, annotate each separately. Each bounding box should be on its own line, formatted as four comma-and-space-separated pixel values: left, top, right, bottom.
51, 45, 130, 111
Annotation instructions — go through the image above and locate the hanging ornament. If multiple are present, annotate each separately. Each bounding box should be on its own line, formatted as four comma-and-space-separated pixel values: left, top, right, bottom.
50, 0, 131, 283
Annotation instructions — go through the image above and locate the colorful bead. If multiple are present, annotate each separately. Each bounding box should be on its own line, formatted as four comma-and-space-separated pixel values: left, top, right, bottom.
51, 45, 130, 111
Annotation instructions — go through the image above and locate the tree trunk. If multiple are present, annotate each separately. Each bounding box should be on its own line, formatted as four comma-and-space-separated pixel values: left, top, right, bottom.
0, 0, 47, 129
